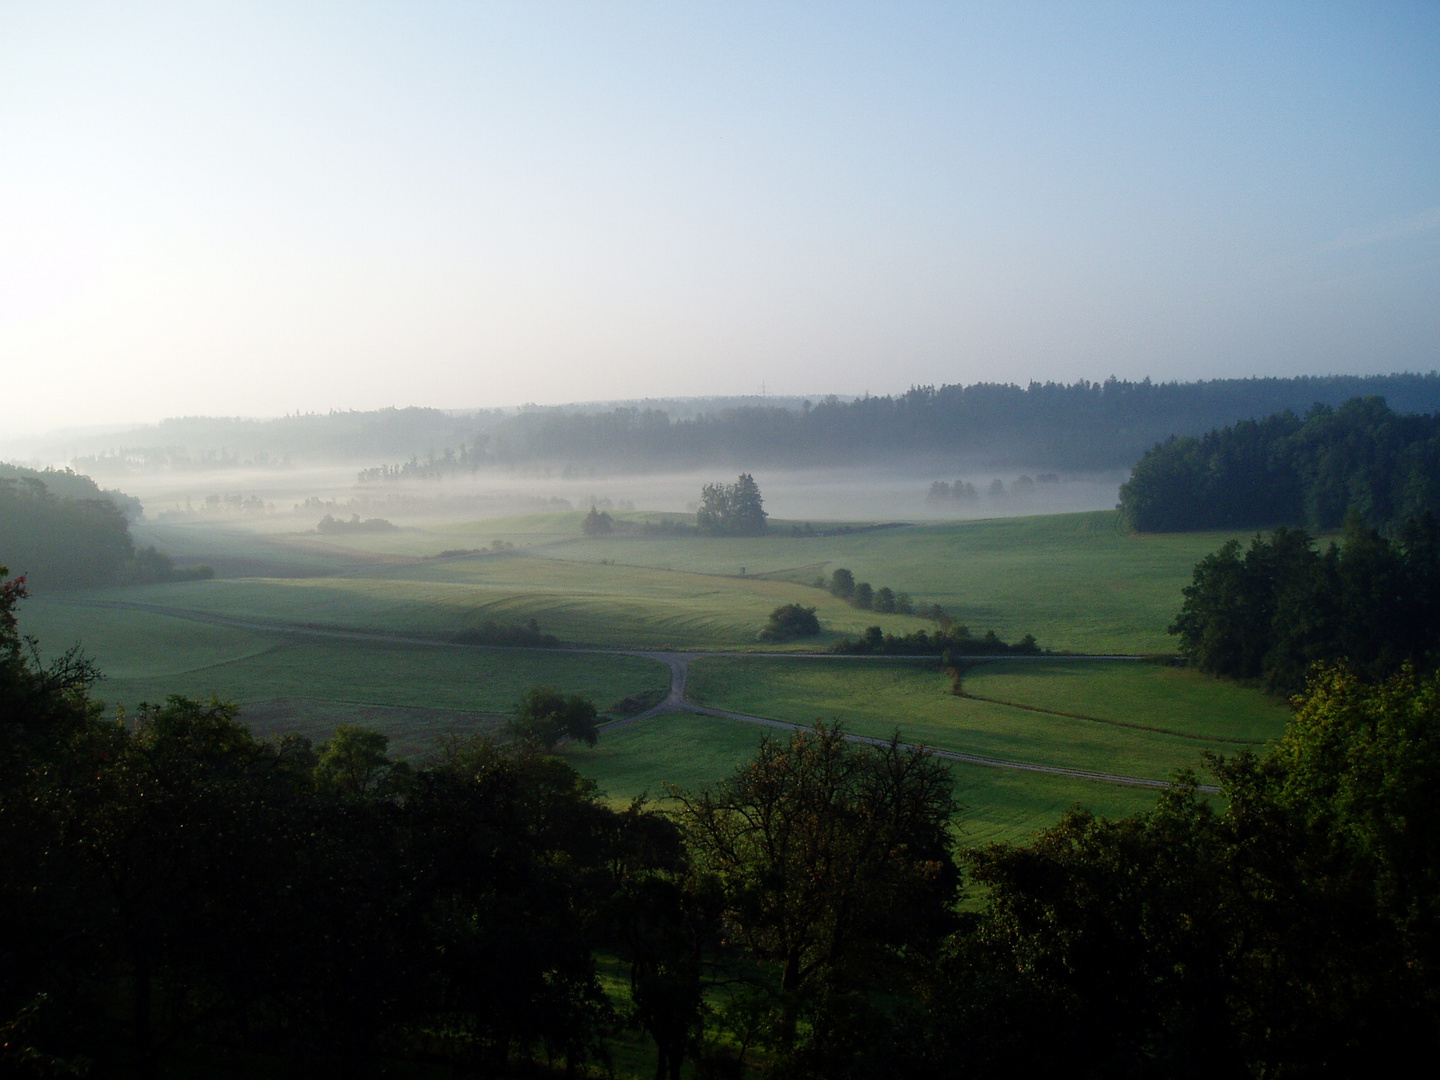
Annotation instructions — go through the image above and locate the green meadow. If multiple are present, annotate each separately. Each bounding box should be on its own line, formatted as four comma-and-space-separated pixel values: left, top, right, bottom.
684, 656, 1284, 784
561, 711, 1162, 846
144, 508, 1258, 653
19, 599, 670, 760
23, 507, 1292, 843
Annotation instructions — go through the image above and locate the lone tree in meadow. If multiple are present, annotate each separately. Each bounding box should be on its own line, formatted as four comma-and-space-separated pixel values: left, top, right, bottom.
696, 474, 768, 536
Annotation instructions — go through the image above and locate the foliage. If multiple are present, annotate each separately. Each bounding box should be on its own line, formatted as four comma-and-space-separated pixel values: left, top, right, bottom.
832, 624, 1040, 656
321, 374, 1440, 476
696, 474, 768, 536
894, 664, 1440, 1078
0, 468, 202, 588
315, 512, 398, 533
450, 617, 561, 647
759, 603, 821, 642
507, 685, 601, 749
670, 723, 959, 1048
0, 461, 141, 517
0, 571, 668, 1076
1120, 396, 1440, 533
581, 506, 615, 535
1170, 516, 1440, 690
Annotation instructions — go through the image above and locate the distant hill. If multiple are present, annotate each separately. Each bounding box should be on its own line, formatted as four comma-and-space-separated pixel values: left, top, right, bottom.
31, 372, 1440, 475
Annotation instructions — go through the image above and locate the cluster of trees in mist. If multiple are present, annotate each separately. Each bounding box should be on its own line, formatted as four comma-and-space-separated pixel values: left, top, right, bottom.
6, 569, 1439, 1077
926, 473, 1060, 506
696, 474, 767, 536
48, 374, 1440, 478
0, 464, 208, 588
1120, 396, 1440, 534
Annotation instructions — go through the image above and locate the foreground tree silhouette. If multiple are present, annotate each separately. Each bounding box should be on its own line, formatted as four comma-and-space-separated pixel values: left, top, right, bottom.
671, 723, 958, 1048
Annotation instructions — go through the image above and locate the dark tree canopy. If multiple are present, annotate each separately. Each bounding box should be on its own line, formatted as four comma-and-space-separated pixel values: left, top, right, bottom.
1170, 517, 1440, 691
581, 506, 614, 535
912, 664, 1440, 1080
1119, 396, 1440, 533
759, 603, 821, 641
671, 723, 959, 1046
507, 685, 601, 749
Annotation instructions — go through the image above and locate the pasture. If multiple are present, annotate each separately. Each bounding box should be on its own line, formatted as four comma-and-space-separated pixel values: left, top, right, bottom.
684, 656, 1285, 784
562, 711, 1162, 846
136, 508, 1259, 653
18, 599, 670, 760
20, 506, 1292, 843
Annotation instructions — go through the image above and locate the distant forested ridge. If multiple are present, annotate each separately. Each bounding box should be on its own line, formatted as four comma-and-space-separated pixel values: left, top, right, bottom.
1120, 396, 1440, 533
0, 463, 208, 588
47, 373, 1440, 475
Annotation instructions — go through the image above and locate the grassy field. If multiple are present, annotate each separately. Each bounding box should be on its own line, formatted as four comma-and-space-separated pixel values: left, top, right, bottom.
960, 658, 1289, 743
684, 656, 1287, 783
69, 559, 925, 650
325, 509, 1263, 653
21, 507, 1295, 841
520, 511, 1256, 654
563, 711, 1162, 847
113, 509, 1259, 653
19, 599, 670, 759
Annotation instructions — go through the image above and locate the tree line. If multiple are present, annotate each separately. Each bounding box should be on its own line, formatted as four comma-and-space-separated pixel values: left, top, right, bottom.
420, 373, 1440, 473
1170, 516, 1440, 692
1119, 396, 1440, 533
5, 567, 1437, 1076
64, 375, 1440, 480
0, 466, 209, 589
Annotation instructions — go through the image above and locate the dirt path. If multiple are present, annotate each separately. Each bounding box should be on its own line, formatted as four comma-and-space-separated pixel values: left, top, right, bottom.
53, 597, 1200, 790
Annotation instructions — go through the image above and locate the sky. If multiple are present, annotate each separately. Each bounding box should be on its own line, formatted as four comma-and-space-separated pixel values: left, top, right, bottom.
2, 1, 1437, 435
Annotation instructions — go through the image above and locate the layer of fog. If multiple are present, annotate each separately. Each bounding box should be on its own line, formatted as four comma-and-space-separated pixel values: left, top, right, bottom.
103, 462, 1124, 531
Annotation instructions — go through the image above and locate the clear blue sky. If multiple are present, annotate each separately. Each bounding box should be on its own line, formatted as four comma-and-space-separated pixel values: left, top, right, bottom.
2, 1, 1436, 433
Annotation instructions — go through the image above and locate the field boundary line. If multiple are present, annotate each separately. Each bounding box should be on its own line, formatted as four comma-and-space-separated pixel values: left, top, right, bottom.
950, 689, 1265, 745
622, 703, 1211, 792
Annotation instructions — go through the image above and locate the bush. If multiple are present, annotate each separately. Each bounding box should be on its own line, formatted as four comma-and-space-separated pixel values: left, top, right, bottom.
760, 604, 821, 642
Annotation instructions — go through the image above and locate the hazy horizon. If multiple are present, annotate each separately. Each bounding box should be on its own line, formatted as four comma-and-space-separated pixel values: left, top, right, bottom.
4, 2, 1437, 437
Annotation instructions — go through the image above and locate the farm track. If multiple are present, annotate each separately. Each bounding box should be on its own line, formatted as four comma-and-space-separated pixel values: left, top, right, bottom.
54, 598, 1211, 792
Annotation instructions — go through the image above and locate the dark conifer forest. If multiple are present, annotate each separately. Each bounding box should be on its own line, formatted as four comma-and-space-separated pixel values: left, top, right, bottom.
1119, 396, 1440, 533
